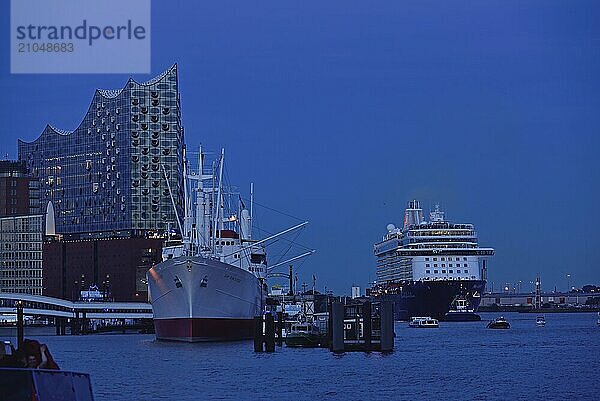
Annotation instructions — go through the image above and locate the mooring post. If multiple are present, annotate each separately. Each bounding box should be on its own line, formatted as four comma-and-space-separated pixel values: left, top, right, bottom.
363, 301, 372, 352
16, 300, 24, 350
265, 313, 275, 352
276, 311, 283, 346
330, 302, 344, 353
253, 316, 264, 352
380, 301, 394, 352
81, 311, 87, 335
72, 311, 80, 335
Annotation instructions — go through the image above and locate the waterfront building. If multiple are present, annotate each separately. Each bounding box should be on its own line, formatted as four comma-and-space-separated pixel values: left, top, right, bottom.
13, 65, 185, 300
17, 64, 185, 239
0, 214, 44, 295
42, 236, 163, 301
0, 160, 39, 217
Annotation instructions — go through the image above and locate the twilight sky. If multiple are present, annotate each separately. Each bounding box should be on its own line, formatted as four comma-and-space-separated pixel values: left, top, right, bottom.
1, 1, 599, 293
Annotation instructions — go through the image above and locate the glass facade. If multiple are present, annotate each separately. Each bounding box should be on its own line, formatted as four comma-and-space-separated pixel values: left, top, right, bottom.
18, 65, 184, 238
0, 215, 44, 295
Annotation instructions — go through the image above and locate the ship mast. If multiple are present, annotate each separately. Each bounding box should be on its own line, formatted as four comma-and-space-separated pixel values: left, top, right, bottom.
212, 148, 225, 256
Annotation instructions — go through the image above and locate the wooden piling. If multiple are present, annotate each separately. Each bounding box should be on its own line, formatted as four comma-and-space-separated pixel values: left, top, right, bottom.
380, 301, 394, 352
265, 313, 275, 352
276, 311, 283, 346
253, 316, 263, 352
330, 302, 344, 353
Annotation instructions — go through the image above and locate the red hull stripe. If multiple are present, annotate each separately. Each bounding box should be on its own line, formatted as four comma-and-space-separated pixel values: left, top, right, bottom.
153, 318, 254, 342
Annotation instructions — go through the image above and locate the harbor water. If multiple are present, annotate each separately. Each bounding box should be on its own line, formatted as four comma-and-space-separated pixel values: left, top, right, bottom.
1, 312, 598, 401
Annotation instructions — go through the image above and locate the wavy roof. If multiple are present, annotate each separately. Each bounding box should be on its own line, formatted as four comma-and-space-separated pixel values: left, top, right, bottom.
19, 64, 178, 144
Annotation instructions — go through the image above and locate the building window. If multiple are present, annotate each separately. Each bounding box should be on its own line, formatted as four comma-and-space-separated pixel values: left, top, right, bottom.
449, 270, 453, 273
434, 270, 438, 274
426, 270, 431, 274
464, 264, 467, 267
457, 270, 461, 273
425, 257, 429, 261
442, 270, 446, 274
426, 264, 430, 267
434, 264, 437, 267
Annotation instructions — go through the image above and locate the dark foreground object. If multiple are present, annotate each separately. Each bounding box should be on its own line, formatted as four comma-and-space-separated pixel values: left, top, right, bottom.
0, 368, 94, 401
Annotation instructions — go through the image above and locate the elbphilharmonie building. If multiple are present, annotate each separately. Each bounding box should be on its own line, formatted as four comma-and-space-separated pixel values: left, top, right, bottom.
18, 64, 184, 239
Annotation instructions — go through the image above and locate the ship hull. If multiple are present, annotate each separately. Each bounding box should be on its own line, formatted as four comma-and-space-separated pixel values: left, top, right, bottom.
147, 256, 264, 342
374, 280, 485, 321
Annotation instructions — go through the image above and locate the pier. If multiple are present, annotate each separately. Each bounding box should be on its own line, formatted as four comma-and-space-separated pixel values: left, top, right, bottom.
254, 300, 394, 353
0, 293, 153, 335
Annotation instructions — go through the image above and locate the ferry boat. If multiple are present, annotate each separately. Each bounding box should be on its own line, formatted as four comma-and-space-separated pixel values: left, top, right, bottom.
487, 316, 510, 329
147, 148, 309, 342
408, 317, 439, 328
285, 322, 324, 347
372, 201, 494, 320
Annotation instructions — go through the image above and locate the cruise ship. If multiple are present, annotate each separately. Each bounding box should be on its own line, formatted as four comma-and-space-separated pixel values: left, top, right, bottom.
372, 200, 494, 320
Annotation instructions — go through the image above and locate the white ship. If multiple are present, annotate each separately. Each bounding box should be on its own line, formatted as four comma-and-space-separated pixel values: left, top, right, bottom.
147, 148, 308, 341
372, 200, 494, 320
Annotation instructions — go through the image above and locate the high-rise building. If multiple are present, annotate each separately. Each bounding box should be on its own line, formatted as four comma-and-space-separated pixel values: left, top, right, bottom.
18, 64, 184, 239
0, 214, 44, 295
0, 160, 33, 217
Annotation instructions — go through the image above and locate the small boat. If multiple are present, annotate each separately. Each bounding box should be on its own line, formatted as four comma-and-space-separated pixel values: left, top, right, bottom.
487, 316, 510, 329
285, 323, 323, 347
409, 317, 439, 328
444, 296, 481, 322
536, 316, 546, 327
597, 312, 600, 326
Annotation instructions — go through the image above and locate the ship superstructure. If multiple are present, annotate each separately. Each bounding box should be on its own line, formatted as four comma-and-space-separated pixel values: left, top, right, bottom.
372, 200, 494, 320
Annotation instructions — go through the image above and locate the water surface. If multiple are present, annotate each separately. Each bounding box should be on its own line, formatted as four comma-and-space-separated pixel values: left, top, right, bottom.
2, 312, 598, 400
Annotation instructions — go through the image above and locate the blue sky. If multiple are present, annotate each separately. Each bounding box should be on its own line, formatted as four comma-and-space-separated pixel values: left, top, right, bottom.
1, 1, 599, 293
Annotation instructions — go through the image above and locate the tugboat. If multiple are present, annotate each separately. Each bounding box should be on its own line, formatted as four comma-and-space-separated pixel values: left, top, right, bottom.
487, 316, 510, 329
536, 316, 546, 327
443, 296, 481, 322
408, 317, 439, 328
285, 322, 323, 347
